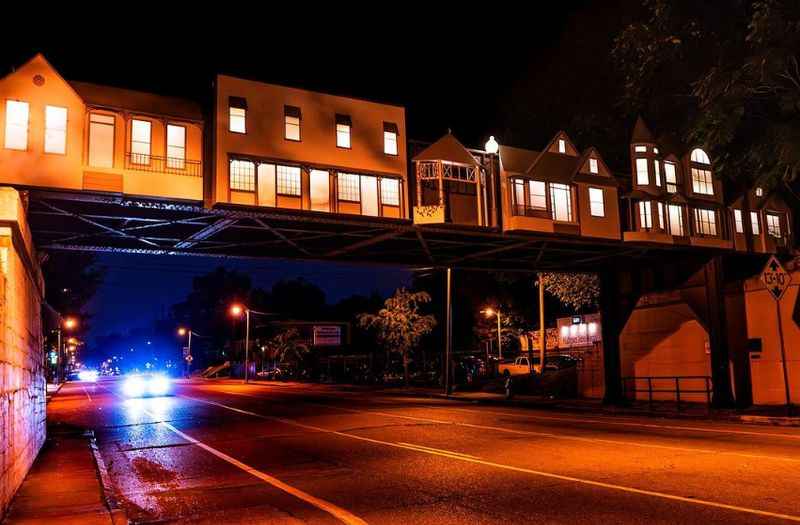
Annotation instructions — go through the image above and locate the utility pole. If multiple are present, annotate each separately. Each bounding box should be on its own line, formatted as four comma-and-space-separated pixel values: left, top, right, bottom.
445, 267, 452, 395
496, 309, 503, 361
538, 273, 546, 374
244, 309, 251, 383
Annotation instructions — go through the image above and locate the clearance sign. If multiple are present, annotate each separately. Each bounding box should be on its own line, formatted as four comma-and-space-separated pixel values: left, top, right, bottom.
313, 325, 342, 347
761, 256, 790, 301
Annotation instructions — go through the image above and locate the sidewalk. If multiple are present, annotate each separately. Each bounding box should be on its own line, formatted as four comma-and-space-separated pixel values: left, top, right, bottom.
3, 424, 122, 525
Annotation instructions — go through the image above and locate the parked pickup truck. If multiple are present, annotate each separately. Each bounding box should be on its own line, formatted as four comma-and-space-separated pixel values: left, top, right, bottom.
498, 356, 539, 376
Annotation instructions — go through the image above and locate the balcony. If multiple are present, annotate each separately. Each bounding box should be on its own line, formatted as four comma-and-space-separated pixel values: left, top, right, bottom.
125, 153, 202, 177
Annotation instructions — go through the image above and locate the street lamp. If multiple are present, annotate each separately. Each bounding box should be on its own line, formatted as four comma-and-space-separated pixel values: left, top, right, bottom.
484, 135, 499, 155
177, 327, 203, 377
54, 316, 78, 383
481, 307, 503, 360
229, 303, 274, 383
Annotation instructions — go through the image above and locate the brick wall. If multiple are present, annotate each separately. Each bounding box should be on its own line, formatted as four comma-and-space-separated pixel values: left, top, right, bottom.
0, 188, 45, 520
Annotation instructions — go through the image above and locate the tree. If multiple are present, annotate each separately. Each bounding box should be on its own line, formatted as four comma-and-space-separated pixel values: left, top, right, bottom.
263, 328, 308, 364
613, 0, 800, 188
541, 273, 600, 312
474, 307, 526, 357
357, 288, 437, 385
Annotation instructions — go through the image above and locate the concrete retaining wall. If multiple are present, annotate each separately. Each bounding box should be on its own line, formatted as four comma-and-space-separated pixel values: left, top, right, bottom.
0, 188, 45, 520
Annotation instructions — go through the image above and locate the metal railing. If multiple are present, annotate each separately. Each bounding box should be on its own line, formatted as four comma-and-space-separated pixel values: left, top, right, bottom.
125, 153, 202, 177
621, 375, 712, 410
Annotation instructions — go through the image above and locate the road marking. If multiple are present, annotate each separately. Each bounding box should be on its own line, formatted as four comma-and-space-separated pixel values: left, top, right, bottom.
83, 386, 93, 402
181, 394, 800, 523
196, 381, 800, 440
100, 386, 366, 525
219, 390, 800, 464
396, 442, 481, 459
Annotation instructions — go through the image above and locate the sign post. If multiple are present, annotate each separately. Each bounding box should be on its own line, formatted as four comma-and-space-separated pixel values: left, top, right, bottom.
760, 256, 792, 412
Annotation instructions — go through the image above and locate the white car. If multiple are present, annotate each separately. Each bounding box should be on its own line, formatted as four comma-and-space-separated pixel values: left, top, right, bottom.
498, 356, 541, 376
122, 373, 172, 398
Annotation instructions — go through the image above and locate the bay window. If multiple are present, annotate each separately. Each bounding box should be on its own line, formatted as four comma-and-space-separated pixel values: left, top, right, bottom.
750, 212, 760, 235
664, 162, 677, 193
44, 105, 67, 154
638, 201, 652, 229
733, 209, 744, 234
636, 158, 649, 185
766, 213, 782, 238
589, 187, 605, 217
5, 100, 29, 150
550, 183, 572, 222
694, 208, 717, 236
668, 205, 685, 236
529, 180, 547, 210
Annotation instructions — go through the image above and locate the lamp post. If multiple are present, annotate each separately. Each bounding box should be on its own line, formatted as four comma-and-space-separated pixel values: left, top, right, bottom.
481, 307, 503, 360
229, 304, 274, 383
178, 327, 203, 377
56, 316, 78, 383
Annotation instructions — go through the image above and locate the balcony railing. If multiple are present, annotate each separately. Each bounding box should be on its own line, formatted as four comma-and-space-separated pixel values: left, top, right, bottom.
125, 153, 202, 177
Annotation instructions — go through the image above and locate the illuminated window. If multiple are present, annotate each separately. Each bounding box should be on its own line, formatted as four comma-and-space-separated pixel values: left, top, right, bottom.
766, 213, 782, 238
636, 158, 649, 185
88, 113, 114, 168
4, 100, 29, 150
589, 187, 604, 217
558, 139, 566, 153
654, 161, 661, 187
694, 208, 717, 236
380, 178, 400, 206
691, 168, 713, 195
229, 97, 247, 133
384, 122, 398, 155
690, 148, 710, 164
550, 183, 572, 221
638, 201, 652, 229
589, 158, 598, 174
668, 204, 684, 235
276, 165, 301, 196
44, 105, 67, 154
755, 187, 764, 197
166, 124, 186, 169
284, 106, 300, 141
664, 162, 677, 193
230, 159, 255, 192
130, 119, 151, 165
653, 147, 659, 154
513, 179, 525, 213
750, 211, 760, 235
529, 180, 547, 209
733, 209, 744, 234
634, 145, 647, 153
336, 114, 351, 148
337, 173, 360, 201
310, 170, 330, 212
657, 202, 665, 229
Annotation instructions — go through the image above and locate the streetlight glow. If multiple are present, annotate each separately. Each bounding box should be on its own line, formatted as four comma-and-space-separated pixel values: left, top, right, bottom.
482, 307, 495, 318
177, 327, 187, 336
230, 304, 244, 317
63, 317, 78, 330
485, 135, 499, 154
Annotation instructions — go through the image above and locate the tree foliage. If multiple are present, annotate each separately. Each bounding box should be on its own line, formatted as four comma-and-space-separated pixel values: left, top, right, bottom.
541, 273, 600, 312
263, 328, 308, 363
357, 288, 437, 385
613, 0, 800, 188
473, 308, 526, 353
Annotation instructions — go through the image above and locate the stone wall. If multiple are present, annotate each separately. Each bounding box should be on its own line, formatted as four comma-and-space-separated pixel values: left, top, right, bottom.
0, 188, 45, 520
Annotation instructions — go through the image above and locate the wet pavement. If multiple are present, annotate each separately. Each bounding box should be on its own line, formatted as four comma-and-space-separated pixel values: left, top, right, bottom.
48, 377, 800, 524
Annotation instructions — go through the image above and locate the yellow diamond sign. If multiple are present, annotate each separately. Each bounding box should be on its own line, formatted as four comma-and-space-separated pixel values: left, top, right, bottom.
761, 256, 791, 301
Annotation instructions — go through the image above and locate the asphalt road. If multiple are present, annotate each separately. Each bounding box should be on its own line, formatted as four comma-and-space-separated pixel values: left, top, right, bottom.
51, 377, 800, 524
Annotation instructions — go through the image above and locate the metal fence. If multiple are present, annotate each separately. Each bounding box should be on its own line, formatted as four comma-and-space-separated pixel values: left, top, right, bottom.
621, 375, 712, 410
125, 153, 202, 177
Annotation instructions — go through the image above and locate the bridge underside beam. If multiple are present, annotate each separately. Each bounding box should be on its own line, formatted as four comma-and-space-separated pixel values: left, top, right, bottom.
25, 190, 723, 273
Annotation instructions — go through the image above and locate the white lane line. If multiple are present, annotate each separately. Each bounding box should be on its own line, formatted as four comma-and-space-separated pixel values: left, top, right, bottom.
219, 391, 800, 464
198, 382, 800, 440
101, 386, 366, 525
396, 442, 481, 459
83, 386, 93, 402
181, 394, 800, 523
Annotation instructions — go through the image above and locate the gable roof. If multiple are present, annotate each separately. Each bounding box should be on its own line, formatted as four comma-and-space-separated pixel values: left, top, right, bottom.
631, 116, 656, 144
526, 152, 580, 184
1, 53, 84, 104
412, 133, 480, 166
499, 145, 540, 174
70, 81, 204, 122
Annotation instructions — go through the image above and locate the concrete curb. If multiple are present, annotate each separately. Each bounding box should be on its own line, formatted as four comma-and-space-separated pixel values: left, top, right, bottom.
87, 431, 129, 525
736, 415, 800, 427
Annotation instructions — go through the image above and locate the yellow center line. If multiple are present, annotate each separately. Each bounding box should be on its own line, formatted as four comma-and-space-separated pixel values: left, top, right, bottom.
182, 393, 800, 523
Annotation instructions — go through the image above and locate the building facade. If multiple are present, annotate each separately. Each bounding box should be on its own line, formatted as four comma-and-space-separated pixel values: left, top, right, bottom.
212, 75, 408, 219
0, 55, 203, 202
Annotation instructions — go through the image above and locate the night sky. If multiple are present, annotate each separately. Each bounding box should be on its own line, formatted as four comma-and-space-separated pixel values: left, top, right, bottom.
1, 3, 635, 348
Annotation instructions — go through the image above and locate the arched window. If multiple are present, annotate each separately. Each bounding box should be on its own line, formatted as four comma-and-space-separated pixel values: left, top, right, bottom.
690, 148, 710, 164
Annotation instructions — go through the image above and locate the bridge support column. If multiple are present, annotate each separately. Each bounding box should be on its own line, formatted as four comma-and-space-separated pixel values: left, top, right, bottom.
704, 256, 736, 408
600, 270, 624, 405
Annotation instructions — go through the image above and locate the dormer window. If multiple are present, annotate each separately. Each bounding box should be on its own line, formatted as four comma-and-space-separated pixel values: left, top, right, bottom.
634, 145, 647, 153
589, 158, 598, 174
689, 148, 713, 195
756, 187, 764, 197
558, 139, 566, 153
636, 158, 649, 185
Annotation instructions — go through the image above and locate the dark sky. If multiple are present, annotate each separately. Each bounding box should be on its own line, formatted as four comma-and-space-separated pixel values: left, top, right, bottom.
2, 4, 637, 346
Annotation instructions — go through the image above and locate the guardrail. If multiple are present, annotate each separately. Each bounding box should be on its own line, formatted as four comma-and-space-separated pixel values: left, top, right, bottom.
621, 375, 712, 410
125, 153, 202, 177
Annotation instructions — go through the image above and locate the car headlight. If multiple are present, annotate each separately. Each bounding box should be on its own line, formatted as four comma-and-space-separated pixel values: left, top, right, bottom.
78, 370, 98, 382
123, 376, 146, 397
148, 375, 170, 396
